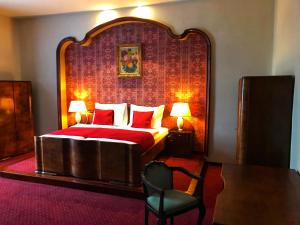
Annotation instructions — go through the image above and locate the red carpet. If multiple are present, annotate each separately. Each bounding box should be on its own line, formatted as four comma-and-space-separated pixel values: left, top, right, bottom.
4, 157, 36, 174
160, 156, 202, 191
0, 165, 222, 225
2, 155, 201, 192
0, 152, 34, 169
203, 165, 224, 225
0, 155, 223, 225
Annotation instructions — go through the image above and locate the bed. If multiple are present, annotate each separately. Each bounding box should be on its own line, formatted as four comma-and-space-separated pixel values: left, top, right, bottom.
37, 17, 211, 189
35, 124, 168, 186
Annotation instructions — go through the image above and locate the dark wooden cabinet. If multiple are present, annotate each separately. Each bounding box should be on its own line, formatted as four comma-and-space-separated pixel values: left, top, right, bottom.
0, 81, 34, 158
236, 76, 294, 168
167, 130, 194, 157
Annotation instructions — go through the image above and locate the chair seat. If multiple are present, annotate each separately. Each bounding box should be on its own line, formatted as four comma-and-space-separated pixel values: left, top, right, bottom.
147, 190, 199, 216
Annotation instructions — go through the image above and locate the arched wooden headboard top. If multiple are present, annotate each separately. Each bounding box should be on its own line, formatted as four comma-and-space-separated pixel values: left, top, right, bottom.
57, 17, 211, 153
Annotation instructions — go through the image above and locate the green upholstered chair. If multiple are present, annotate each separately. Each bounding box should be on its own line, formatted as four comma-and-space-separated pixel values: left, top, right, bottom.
141, 161, 206, 225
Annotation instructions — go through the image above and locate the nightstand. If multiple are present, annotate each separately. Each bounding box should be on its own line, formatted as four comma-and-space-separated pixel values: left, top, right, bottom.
166, 130, 194, 157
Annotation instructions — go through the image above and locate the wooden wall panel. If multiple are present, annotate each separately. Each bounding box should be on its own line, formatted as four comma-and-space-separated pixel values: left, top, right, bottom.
13, 82, 34, 153
0, 82, 16, 157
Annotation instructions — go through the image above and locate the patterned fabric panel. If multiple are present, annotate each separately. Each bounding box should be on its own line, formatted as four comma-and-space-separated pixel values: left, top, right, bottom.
64, 22, 209, 152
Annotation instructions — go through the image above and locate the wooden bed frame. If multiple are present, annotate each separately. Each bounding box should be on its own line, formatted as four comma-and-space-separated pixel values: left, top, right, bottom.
35, 135, 166, 186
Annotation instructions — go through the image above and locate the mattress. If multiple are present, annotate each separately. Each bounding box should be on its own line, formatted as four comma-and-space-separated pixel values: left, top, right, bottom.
41, 124, 169, 146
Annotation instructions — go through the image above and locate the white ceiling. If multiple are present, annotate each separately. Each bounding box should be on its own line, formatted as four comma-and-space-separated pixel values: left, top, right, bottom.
0, 0, 183, 17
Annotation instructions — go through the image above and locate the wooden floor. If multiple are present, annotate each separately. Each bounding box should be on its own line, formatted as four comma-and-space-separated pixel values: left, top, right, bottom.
0, 152, 205, 199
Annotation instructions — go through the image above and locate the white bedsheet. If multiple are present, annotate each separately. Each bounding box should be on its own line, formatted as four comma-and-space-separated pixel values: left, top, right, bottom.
41, 124, 169, 145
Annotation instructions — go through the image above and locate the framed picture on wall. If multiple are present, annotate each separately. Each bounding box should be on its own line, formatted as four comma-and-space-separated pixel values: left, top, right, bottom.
117, 44, 142, 77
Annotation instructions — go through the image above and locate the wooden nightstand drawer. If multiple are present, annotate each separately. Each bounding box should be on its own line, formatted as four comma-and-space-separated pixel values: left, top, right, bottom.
166, 130, 194, 157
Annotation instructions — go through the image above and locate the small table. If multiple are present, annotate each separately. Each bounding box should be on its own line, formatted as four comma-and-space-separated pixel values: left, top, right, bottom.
166, 130, 194, 157
213, 164, 300, 225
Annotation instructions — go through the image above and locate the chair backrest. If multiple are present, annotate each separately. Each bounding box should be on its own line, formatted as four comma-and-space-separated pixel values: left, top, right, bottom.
143, 161, 173, 195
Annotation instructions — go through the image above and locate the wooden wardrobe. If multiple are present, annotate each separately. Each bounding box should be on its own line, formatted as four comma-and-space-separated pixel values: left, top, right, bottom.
0, 81, 34, 159
236, 76, 294, 168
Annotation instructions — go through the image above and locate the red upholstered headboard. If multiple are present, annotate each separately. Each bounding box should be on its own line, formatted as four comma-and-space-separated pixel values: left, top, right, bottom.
57, 17, 211, 153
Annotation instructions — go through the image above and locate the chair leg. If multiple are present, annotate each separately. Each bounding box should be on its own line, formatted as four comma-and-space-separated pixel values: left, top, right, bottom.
156, 217, 167, 225
170, 216, 174, 225
145, 206, 149, 225
161, 217, 167, 225
197, 204, 206, 225
156, 218, 160, 225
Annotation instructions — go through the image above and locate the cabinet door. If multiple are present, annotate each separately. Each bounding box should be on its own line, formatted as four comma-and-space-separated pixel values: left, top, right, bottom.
0, 82, 16, 158
13, 82, 34, 153
167, 131, 194, 156
236, 76, 294, 168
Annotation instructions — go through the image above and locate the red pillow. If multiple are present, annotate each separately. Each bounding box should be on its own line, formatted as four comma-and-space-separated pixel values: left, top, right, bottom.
132, 111, 154, 128
93, 109, 114, 125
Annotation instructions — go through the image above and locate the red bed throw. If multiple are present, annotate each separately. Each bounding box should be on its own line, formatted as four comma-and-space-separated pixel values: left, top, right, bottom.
49, 127, 155, 152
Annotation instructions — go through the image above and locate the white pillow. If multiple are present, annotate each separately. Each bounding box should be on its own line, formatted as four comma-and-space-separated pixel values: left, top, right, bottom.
94, 103, 128, 126
129, 104, 165, 128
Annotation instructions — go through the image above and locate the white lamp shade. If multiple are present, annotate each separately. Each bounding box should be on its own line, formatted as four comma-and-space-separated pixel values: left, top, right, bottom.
68, 100, 87, 113
170, 102, 191, 117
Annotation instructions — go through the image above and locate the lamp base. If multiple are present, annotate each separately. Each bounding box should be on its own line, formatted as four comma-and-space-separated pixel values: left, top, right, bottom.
75, 112, 81, 124
176, 117, 183, 131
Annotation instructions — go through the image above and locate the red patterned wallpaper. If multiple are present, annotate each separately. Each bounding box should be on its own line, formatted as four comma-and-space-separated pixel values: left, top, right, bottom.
63, 21, 210, 152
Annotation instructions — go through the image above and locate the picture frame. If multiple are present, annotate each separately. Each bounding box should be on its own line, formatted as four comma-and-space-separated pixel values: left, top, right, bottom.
117, 44, 142, 77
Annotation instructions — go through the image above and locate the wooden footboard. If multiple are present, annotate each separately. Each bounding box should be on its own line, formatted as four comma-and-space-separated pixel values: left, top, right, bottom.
34, 136, 165, 186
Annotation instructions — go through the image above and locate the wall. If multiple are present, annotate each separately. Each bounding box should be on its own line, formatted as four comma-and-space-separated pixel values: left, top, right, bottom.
273, 0, 300, 171
62, 21, 210, 152
15, 0, 275, 163
0, 15, 20, 80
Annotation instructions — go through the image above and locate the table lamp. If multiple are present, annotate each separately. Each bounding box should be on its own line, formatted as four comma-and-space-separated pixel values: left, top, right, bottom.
170, 102, 191, 131
68, 100, 87, 124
